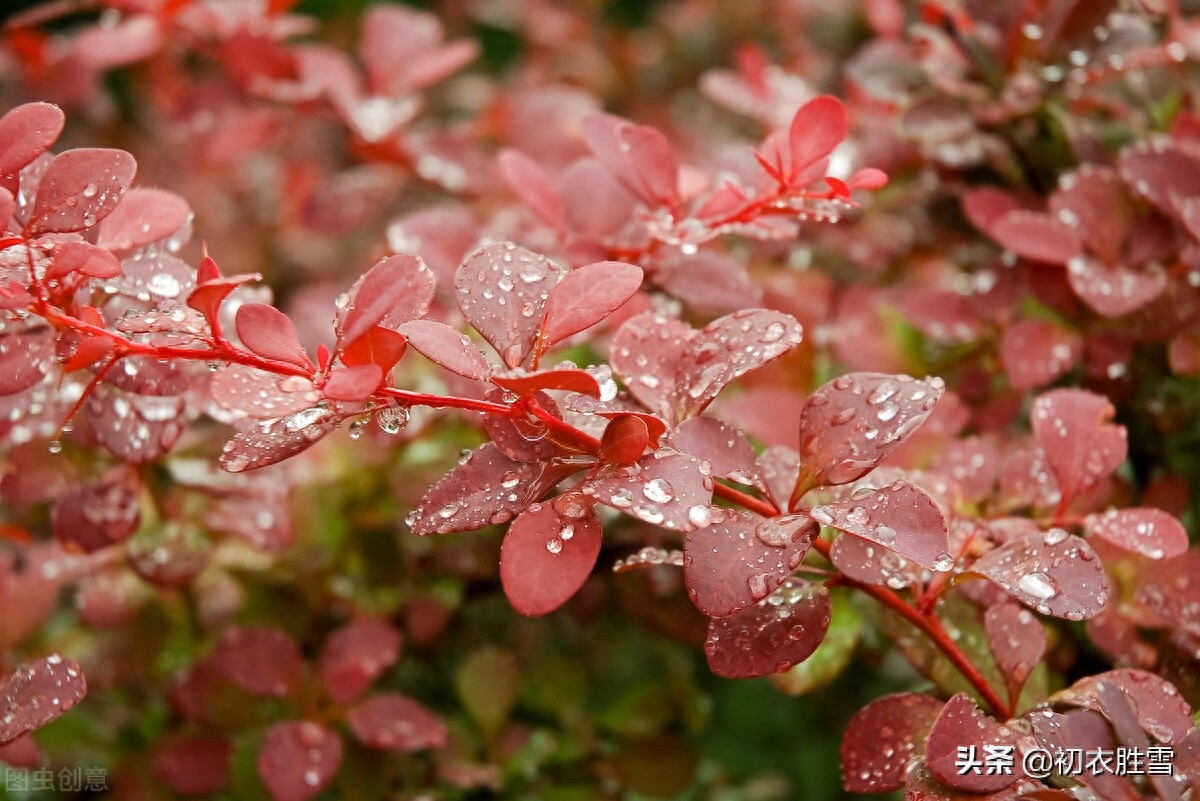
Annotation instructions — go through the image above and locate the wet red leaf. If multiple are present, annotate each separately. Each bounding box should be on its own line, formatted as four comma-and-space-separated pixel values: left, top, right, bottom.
0, 102, 64, 178
499, 499, 602, 616
925, 693, 1022, 792
967, 528, 1108, 619
398, 319, 492, 380
808, 479, 950, 570
581, 450, 714, 531
96, 187, 191, 253
25, 148, 135, 235
335, 254, 434, 350
346, 693, 447, 751
321, 364, 383, 401
209, 626, 302, 698
219, 407, 346, 473
1000, 319, 1081, 391
599, 414, 650, 464
704, 579, 831, 678
842, 693, 944, 793
319, 618, 403, 704
984, 602, 1046, 699
1083, 507, 1188, 559
258, 720, 342, 801
153, 735, 231, 796
337, 325, 407, 372
236, 303, 313, 370
1030, 388, 1127, 506
0, 655, 87, 745
539, 260, 643, 350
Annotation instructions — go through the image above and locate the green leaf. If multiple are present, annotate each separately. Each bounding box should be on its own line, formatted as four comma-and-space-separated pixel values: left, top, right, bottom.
455, 645, 520, 738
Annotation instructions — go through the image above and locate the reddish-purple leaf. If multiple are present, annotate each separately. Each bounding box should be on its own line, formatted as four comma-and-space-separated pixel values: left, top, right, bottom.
1049, 165, 1133, 266
209, 626, 302, 697
96, 187, 191, 253
930, 436, 1001, 504
186, 273, 261, 333
482, 389, 563, 462
787, 95, 847, 183
809, 480, 950, 571
1060, 669, 1193, 744
410, 442, 560, 534
984, 602, 1046, 699
967, 528, 1108, 619
582, 113, 679, 207
258, 721, 342, 801
962, 186, 1031, 232
491, 368, 601, 398
319, 619, 403, 704
704, 579, 831, 678
1118, 139, 1200, 221
398, 319, 492, 380
51, 466, 141, 552
539, 261, 643, 350
581, 450, 714, 531
0, 102, 64, 178
1030, 389, 1127, 506
989, 210, 1081, 265
757, 446, 800, 510
610, 312, 694, 419
454, 242, 565, 368
841, 693, 945, 794
1030, 708, 1132, 801
25, 148, 136, 235
220, 407, 346, 473
46, 241, 121, 279
684, 510, 817, 616
1066, 255, 1167, 317
925, 693, 1022, 792
797, 374, 945, 490
1000, 319, 1081, 391
153, 735, 231, 796
1084, 507, 1188, 559
0, 329, 54, 396
499, 499, 603, 616
498, 148, 565, 229
339, 326, 407, 372
210, 365, 318, 419
346, 693, 447, 752
335, 254, 435, 350
322, 364, 383, 402
599, 414, 650, 464
829, 531, 923, 589
235, 303, 314, 370
0, 655, 87, 744
670, 417, 760, 484
655, 250, 763, 315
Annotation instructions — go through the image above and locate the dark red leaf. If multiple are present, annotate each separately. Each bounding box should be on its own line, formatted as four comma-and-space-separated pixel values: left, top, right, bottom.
398, 319, 492, 380
26, 148, 136, 235
1084, 507, 1188, 560
209, 626, 302, 697
0, 655, 87, 744
235, 303, 314, 370
498, 148, 564, 229
670, 417, 759, 484
989, 211, 1081, 265
482, 388, 563, 462
925, 693, 1022, 792
46, 241, 121, 279
0, 102, 64, 177
322, 364, 383, 402
809, 480, 950, 571
984, 602, 1046, 699
967, 528, 1108, 619
704, 579, 831, 678
499, 499, 603, 616
1049, 165, 1133, 266
1059, 669, 1193, 744
828, 530, 924, 589
582, 113, 679, 207
319, 619, 403, 704
1000, 319, 1081, 391
610, 312, 694, 419
841, 693, 944, 793
797, 374, 945, 490
96, 187, 191, 253
186, 274, 261, 332
335, 254, 435, 350
595, 410, 667, 448
454, 242, 565, 368
962, 186, 1031, 232
787, 95, 847, 183
1030, 389, 1127, 506
258, 721, 342, 801
0, 329, 54, 396
581, 450, 715, 531
338, 325, 407, 372
153, 735, 231, 796
1118, 139, 1200, 221
346, 693, 447, 752
219, 406, 346, 472
1030, 708, 1132, 801
51, 466, 140, 552
684, 510, 817, 616
599, 414, 650, 464
539, 260, 643, 350
491, 368, 600, 397
1066, 256, 1167, 317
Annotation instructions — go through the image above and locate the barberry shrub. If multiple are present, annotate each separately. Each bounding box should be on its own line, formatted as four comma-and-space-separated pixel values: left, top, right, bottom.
2, 1, 1200, 799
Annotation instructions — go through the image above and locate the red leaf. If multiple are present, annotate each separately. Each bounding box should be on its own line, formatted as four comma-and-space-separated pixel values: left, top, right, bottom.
655, 250, 763, 315
582, 113, 679, 207
1066, 256, 1167, 317
219, 406, 346, 472
491, 368, 600, 398
684, 510, 817, 616
1118, 139, 1200, 221
398, 319, 492, 380
25, 148, 136, 235
209, 626, 302, 697
210, 365, 318, 419
1083, 507, 1188, 559
539, 260, 643, 350
0, 102, 64, 178
0, 655, 87, 745
925, 693, 1022, 792
498, 148, 564, 229
482, 388, 563, 462
984, 602, 1046, 700
499, 499, 603, 616
967, 529, 1108, 619
704, 579, 831, 678
186, 274, 260, 332
0, 329, 54, 395
1000, 319, 1081, 391
610, 312, 694, 419
670, 417, 759, 484
335, 254, 435, 350
797, 373, 945, 490
153, 735, 231, 796
595, 410, 667, 447
581, 450, 715, 531
989, 210, 1081, 265
258, 721, 342, 801
51, 466, 140, 552
235, 303, 314, 370
346, 693, 447, 752
961, 186, 1030, 232
1030, 388, 1127, 506
787, 95, 847, 184
96, 187, 191, 253
841, 693, 944, 793
599, 414, 650, 464
339, 325, 407, 372
828, 529, 924, 589
1048, 165, 1133, 266
1059, 669, 1193, 744
454, 242, 565, 368
46, 241, 121, 279
319, 619, 403, 704
322, 364, 383, 402
809, 480, 950, 571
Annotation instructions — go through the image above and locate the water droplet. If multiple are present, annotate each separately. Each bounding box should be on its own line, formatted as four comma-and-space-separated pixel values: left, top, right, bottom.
1018, 572, 1058, 601
643, 477, 674, 503
688, 505, 712, 527
546, 537, 563, 554
609, 488, 635, 508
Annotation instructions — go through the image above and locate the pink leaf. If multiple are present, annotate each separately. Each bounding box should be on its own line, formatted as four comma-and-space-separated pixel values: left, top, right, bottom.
1083, 507, 1188, 559
809, 480, 950, 571
989, 210, 1081, 265
25, 148, 136, 235
1118, 139, 1200, 221
961, 186, 1031, 232
491, 368, 601, 397
0, 655, 87, 745
841, 693, 944, 793
704, 579, 831, 678
1060, 669, 1193, 744
219, 406, 346, 473
582, 113, 679, 207
153, 735, 231, 796
0, 102, 64, 178
498, 148, 565, 229
539, 261, 643, 350
968, 528, 1108, 619
96, 187, 191, 253
670, 417, 759, 484
1066, 256, 1167, 317
209, 626, 302, 697
258, 721, 342, 801
655, 250, 763, 315
398, 319, 492, 380
757, 446, 800, 510
335, 254, 435, 350
1030, 389, 1127, 506
930, 436, 1001, 504
0, 329, 54, 396
346, 693, 447, 752
454, 242, 566, 368
797, 373, 945, 489
683, 510, 817, 616
483, 389, 564, 462
925, 693, 1022, 792
361, 5, 475, 95
984, 602, 1046, 699
1049, 165, 1133, 266
319, 619, 403, 704
787, 95, 847, 184
1000, 319, 1081, 391
610, 312, 694, 419
210, 366, 318, 419
580, 450, 714, 531
236, 304, 314, 370
51, 466, 140, 552
828, 530, 923, 589
322, 364, 383, 402
499, 499, 603, 616
46, 241, 121, 279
